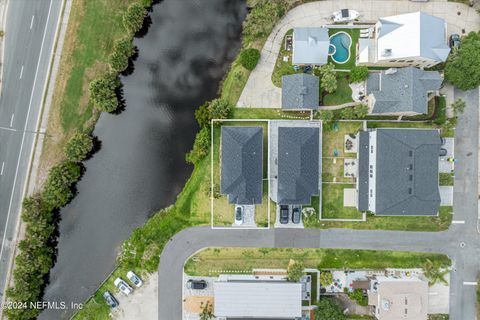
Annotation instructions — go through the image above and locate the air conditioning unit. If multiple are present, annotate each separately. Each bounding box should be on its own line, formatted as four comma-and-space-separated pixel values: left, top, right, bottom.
381, 48, 392, 57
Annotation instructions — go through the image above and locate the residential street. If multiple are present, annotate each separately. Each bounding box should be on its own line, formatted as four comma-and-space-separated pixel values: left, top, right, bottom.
237, 0, 480, 108
159, 88, 480, 320
0, 0, 63, 299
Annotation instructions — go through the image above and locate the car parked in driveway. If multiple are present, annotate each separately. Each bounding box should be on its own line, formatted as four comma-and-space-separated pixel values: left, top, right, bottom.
292, 205, 301, 224
187, 279, 207, 290
280, 205, 289, 224
103, 291, 119, 308
127, 271, 143, 287
449, 34, 460, 50
114, 277, 133, 295
234, 206, 243, 225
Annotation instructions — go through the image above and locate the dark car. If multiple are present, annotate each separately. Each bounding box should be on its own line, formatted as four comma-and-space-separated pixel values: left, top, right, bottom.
187, 279, 207, 290
234, 206, 243, 225
280, 205, 289, 224
439, 148, 448, 157
449, 34, 460, 49
292, 205, 301, 224
103, 291, 119, 308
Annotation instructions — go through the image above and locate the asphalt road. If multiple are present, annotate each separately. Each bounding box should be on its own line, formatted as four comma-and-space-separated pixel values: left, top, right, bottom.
0, 0, 63, 298
158, 88, 480, 320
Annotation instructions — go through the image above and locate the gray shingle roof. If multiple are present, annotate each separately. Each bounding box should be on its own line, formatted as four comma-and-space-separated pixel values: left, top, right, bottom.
282, 74, 319, 110
367, 67, 443, 114
221, 126, 263, 205
374, 129, 441, 215
357, 131, 370, 211
277, 127, 319, 205
292, 27, 330, 65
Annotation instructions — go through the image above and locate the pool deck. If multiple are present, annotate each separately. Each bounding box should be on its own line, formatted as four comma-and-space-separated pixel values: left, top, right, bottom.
237, 0, 480, 109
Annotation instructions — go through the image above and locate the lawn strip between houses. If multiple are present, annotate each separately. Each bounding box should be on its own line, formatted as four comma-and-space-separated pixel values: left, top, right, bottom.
184, 247, 451, 277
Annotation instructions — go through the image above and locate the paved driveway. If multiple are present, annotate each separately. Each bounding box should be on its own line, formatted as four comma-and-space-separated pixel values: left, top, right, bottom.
237, 0, 480, 108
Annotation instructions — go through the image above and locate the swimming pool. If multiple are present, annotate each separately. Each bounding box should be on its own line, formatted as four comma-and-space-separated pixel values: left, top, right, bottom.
329, 31, 352, 64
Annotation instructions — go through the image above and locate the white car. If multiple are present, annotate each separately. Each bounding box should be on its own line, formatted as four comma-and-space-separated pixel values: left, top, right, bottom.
114, 277, 133, 295
127, 271, 143, 287
332, 9, 359, 22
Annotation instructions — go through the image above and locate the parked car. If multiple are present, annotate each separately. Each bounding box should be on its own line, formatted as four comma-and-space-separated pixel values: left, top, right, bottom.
439, 148, 448, 157
127, 271, 143, 287
187, 279, 207, 290
114, 277, 133, 295
449, 34, 461, 49
280, 205, 289, 224
103, 291, 119, 308
234, 206, 243, 225
292, 205, 301, 224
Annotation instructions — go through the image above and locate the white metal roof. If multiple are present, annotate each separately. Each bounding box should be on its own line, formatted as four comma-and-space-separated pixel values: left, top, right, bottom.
376, 12, 450, 62
214, 281, 302, 318
292, 27, 329, 65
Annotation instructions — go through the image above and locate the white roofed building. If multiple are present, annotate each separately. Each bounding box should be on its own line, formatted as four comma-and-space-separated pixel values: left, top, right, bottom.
357, 12, 450, 68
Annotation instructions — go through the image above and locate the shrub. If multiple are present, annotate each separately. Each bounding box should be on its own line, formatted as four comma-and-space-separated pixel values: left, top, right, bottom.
242, 0, 288, 46
239, 48, 260, 71
445, 31, 480, 90
186, 127, 211, 164
109, 37, 135, 72
349, 66, 369, 83
123, 3, 147, 34
451, 98, 466, 116
64, 132, 94, 162
320, 271, 333, 287
318, 110, 334, 122
195, 98, 233, 127
348, 289, 368, 306
353, 104, 369, 118
340, 107, 355, 119
89, 74, 120, 113
42, 161, 81, 209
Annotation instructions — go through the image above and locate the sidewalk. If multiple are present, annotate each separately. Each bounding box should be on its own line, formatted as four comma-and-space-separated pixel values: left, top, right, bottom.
237, 0, 480, 109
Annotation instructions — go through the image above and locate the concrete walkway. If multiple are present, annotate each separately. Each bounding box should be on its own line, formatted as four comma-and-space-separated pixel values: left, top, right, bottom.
237, 0, 480, 109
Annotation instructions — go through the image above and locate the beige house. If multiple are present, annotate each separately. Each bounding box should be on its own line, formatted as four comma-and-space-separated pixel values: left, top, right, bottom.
357, 12, 450, 68
367, 275, 428, 320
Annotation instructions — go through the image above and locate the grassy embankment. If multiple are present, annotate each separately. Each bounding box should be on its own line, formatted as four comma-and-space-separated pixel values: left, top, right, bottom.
184, 247, 451, 276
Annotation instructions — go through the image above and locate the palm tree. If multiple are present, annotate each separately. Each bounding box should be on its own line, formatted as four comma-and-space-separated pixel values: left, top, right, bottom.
423, 259, 449, 286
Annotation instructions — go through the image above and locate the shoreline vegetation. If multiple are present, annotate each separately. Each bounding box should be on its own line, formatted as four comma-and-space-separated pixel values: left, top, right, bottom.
5, 0, 153, 319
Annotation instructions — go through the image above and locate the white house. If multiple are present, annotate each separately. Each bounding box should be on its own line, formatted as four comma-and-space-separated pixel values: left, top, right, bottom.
357, 12, 450, 68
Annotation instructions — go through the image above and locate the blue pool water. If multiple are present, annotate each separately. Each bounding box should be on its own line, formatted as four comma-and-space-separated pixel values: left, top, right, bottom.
329, 32, 351, 64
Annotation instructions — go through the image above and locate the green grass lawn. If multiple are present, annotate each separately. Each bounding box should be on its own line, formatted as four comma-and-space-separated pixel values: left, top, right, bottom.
184, 247, 450, 276
322, 72, 353, 106
328, 28, 360, 70
271, 29, 301, 88
367, 121, 435, 129
440, 173, 455, 186
322, 121, 363, 157
305, 206, 453, 232
322, 184, 363, 219
221, 57, 251, 106
322, 158, 355, 183
232, 107, 311, 120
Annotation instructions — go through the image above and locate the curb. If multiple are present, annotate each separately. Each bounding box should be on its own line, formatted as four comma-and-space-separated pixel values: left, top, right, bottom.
0, 0, 9, 97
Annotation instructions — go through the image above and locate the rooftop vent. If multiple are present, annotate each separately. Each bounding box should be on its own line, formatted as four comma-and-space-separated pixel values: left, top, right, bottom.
385, 68, 397, 75
308, 36, 317, 46
381, 48, 392, 57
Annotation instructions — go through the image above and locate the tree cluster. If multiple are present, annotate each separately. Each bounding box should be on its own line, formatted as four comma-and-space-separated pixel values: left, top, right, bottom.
349, 66, 369, 83
64, 131, 94, 162
89, 74, 121, 113
123, 3, 147, 35
314, 298, 346, 320
109, 37, 136, 73
287, 259, 305, 282
445, 31, 480, 90
316, 63, 337, 94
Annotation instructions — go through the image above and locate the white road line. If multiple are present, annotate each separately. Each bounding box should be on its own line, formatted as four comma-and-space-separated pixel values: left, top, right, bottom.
0, 126, 16, 132
9, 113, 14, 127
0, 162, 4, 176
463, 281, 478, 286
30, 15, 35, 30
19, 65, 23, 79
452, 220, 465, 224
0, 0, 53, 272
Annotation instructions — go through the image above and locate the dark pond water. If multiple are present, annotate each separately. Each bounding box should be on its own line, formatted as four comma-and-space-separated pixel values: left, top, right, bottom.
40, 0, 246, 318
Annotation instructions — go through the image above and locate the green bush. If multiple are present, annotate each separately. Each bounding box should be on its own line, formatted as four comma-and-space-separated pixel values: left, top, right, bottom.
109, 37, 135, 72
186, 127, 211, 164
194, 98, 233, 127
348, 289, 368, 306
123, 3, 147, 34
242, 0, 288, 46
320, 271, 333, 287
340, 107, 355, 119
317, 63, 337, 94
353, 104, 369, 118
64, 132, 94, 162
445, 31, 480, 90
89, 74, 120, 113
42, 161, 81, 209
239, 48, 260, 71
287, 260, 304, 282
349, 66, 369, 83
